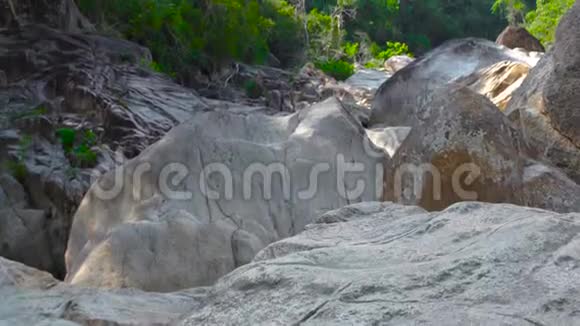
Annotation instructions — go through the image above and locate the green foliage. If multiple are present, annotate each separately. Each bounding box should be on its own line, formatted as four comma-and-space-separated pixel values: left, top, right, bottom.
306, 8, 341, 59
140, 58, 164, 73
7, 135, 32, 181
375, 42, 413, 61
363, 60, 381, 69
7, 160, 27, 181
315, 59, 355, 81
78, 0, 273, 78
77, 0, 570, 81
73, 144, 98, 166
342, 42, 359, 60
526, 0, 575, 46
492, 0, 528, 25
56, 128, 99, 167
260, 0, 306, 67
56, 128, 76, 153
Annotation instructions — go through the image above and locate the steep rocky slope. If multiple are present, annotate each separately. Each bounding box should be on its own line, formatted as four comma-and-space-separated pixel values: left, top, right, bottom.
0, 24, 209, 277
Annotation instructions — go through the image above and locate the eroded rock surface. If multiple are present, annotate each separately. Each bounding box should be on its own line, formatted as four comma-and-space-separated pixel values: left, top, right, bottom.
65, 98, 384, 292
382, 85, 527, 211
180, 201, 580, 325
0, 25, 209, 277
457, 60, 531, 110
506, 1, 580, 183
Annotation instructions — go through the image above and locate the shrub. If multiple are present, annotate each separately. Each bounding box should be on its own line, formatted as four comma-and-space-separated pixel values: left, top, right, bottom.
526, 0, 575, 46
7, 135, 32, 181
260, 0, 305, 67
56, 128, 99, 167
315, 59, 355, 81
375, 41, 413, 61
78, 0, 273, 78
342, 42, 359, 60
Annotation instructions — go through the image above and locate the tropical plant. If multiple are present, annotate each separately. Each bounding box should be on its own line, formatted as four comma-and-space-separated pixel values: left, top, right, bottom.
56, 128, 99, 167
526, 0, 575, 46
315, 59, 355, 80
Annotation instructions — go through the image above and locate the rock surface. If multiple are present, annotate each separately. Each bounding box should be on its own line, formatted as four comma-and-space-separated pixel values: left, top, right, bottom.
65, 98, 384, 292
522, 162, 580, 213
382, 85, 527, 211
6, 201, 580, 325
384, 54, 414, 73
457, 60, 531, 110
180, 201, 580, 325
0, 256, 207, 325
506, 1, 580, 183
370, 38, 539, 127
0, 25, 209, 277
496, 25, 545, 52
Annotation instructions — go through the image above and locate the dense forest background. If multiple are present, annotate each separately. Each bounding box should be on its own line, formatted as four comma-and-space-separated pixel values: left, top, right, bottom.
74, 0, 575, 82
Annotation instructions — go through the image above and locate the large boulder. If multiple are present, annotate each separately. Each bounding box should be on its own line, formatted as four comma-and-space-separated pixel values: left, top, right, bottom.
0, 256, 207, 325
496, 25, 545, 53
506, 1, 580, 183
369, 38, 539, 127
65, 98, 384, 292
378, 84, 580, 213
522, 162, 580, 213
180, 201, 580, 325
382, 85, 527, 211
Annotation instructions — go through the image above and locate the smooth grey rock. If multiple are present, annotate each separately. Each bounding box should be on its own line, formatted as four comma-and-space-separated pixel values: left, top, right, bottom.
0, 257, 207, 325
0, 173, 27, 208
344, 69, 391, 92
65, 98, 384, 292
180, 201, 580, 325
0, 208, 54, 273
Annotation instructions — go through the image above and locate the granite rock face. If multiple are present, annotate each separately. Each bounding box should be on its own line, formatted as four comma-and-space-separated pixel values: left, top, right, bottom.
381, 85, 527, 211
506, 1, 580, 183
0, 25, 209, 277
370, 38, 539, 127
180, 201, 580, 325
65, 98, 384, 292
